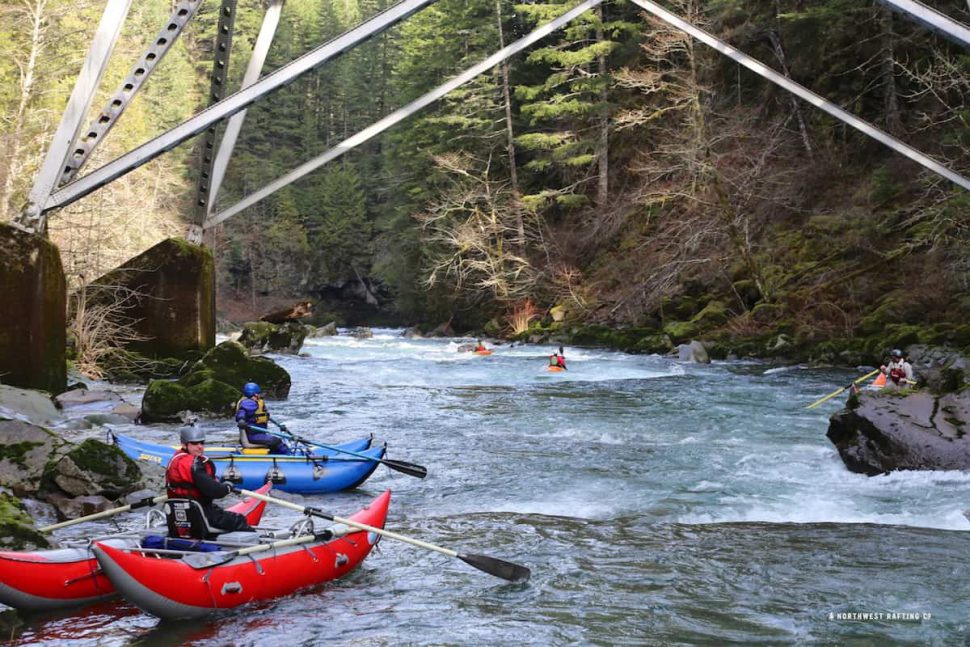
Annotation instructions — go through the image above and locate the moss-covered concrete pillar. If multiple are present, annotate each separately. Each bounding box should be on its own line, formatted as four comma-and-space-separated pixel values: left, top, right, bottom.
0, 223, 66, 393
89, 238, 215, 358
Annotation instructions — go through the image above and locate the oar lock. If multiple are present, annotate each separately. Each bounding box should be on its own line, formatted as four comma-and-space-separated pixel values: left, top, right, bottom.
265, 457, 287, 485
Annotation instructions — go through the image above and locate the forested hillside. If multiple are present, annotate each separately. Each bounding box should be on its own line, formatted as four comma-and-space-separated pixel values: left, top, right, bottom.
2, 0, 968, 362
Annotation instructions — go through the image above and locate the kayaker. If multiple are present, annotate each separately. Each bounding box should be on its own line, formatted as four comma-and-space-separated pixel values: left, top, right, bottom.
474, 339, 487, 352
165, 425, 254, 535
235, 382, 291, 454
549, 346, 567, 370
880, 349, 914, 388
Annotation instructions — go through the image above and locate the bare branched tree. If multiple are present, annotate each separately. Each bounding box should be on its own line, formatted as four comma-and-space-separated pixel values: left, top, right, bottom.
417, 153, 537, 301
69, 281, 150, 380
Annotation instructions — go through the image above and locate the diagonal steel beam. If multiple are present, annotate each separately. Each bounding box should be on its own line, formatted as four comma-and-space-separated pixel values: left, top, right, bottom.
206, 0, 285, 216
194, 0, 240, 220
629, 0, 970, 192
878, 0, 970, 46
46, 0, 439, 214
202, 0, 605, 229
60, 0, 204, 187
16, 0, 134, 234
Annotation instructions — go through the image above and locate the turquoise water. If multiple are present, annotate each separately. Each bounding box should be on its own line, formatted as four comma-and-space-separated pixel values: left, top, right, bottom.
5, 329, 969, 644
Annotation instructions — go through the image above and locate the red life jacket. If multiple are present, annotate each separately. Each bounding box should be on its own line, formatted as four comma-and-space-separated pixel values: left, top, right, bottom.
889, 365, 906, 384
165, 451, 213, 499
556, 355, 566, 368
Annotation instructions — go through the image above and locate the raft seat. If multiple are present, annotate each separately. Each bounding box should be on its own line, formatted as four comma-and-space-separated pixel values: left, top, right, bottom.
164, 499, 231, 540
239, 429, 270, 454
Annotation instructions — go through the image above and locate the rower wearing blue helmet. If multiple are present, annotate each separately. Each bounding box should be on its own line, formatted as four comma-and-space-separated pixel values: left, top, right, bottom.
235, 382, 291, 454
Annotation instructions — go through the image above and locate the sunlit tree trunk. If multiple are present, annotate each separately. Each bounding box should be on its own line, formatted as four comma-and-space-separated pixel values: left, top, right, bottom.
0, 0, 48, 221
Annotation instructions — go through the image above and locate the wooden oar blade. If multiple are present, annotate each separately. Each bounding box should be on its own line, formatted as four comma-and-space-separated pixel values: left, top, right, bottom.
458, 553, 531, 583
383, 458, 428, 479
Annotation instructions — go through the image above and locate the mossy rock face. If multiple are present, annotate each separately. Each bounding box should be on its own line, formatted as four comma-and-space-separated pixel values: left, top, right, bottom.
186, 378, 242, 417
42, 439, 142, 498
0, 492, 49, 550
190, 341, 290, 399
633, 334, 673, 354
661, 296, 699, 321
690, 301, 729, 329
732, 280, 762, 310
140, 377, 239, 422
857, 290, 925, 336
237, 321, 308, 355
140, 380, 187, 422
0, 420, 71, 496
662, 321, 698, 343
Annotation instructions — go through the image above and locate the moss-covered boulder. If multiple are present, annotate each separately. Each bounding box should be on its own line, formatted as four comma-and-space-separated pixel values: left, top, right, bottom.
140, 341, 290, 422
238, 321, 309, 355
41, 439, 143, 499
662, 320, 698, 343
190, 341, 290, 398
0, 420, 72, 496
690, 301, 729, 330
0, 492, 49, 550
140, 377, 241, 422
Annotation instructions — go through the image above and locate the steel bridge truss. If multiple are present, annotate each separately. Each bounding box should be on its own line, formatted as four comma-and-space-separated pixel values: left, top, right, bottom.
18, 0, 970, 237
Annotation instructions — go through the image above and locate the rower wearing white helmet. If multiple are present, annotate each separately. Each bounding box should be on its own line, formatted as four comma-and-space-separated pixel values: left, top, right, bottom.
879, 349, 914, 388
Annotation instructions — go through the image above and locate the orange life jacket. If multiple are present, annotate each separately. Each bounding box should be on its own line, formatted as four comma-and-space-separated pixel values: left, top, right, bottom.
165, 451, 214, 499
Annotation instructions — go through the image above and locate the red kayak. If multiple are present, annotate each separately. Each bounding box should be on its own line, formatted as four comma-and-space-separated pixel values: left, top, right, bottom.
0, 484, 271, 611
93, 490, 390, 619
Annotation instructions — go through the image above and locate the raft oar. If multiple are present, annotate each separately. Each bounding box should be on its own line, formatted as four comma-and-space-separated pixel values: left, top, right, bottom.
182, 528, 340, 569
249, 423, 428, 479
40, 494, 167, 532
237, 487, 531, 583
805, 369, 880, 409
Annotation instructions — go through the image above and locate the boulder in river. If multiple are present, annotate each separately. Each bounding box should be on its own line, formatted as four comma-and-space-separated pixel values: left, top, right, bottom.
826, 389, 970, 475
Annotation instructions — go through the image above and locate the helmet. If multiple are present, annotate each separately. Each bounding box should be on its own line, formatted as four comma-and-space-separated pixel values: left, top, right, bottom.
179, 425, 205, 444
243, 382, 261, 397
890, 349, 903, 358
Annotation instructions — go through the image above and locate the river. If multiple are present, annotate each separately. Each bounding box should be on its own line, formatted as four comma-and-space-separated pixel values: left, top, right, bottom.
4, 329, 969, 645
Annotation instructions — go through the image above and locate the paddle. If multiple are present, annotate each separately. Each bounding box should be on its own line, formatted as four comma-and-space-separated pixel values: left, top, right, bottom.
805, 369, 880, 409
182, 528, 341, 569
249, 422, 428, 479
40, 494, 167, 532
237, 487, 531, 583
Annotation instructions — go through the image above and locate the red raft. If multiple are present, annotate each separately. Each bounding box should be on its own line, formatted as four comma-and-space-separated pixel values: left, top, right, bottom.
93, 490, 390, 619
0, 484, 271, 612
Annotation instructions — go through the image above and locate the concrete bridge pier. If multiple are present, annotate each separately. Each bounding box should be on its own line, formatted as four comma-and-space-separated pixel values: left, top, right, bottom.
0, 223, 66, 394
0, 227, 215, 394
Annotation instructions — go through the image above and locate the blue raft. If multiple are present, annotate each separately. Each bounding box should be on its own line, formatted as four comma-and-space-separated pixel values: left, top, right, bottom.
110, 431, 385, 494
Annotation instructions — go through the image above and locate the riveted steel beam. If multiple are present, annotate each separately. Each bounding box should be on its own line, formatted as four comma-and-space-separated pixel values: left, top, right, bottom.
59, 0, 204, 187
207, 0, 285, 216
46, 0, 438, 214
194, 0, 239, 220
